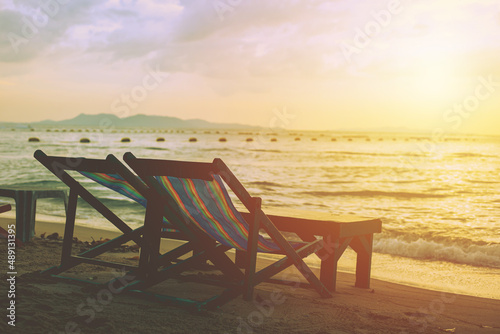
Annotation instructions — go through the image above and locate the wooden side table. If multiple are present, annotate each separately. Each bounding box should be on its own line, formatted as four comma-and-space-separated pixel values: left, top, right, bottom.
0, 188, 68, 242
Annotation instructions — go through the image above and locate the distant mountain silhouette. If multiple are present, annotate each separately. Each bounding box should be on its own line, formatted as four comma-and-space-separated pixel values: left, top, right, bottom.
27, 113, 258, 129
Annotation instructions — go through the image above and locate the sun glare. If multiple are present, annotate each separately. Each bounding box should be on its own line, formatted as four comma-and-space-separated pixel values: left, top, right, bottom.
415, 65, 456, 98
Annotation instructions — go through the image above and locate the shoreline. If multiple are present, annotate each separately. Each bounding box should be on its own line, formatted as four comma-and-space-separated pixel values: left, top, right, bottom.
1, 217, 500, 332
2, 216, 499, 300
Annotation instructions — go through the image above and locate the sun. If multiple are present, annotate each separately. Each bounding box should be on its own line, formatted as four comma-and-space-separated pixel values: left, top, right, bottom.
411, 56, 461, 103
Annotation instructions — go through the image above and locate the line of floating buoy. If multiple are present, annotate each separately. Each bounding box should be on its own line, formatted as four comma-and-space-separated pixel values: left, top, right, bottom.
270, 138, 277, 142
80, 138, 90, 143
246, 138, 253, 142
331, 138, 337, 141
294, 137, 300, 141
189, 137, 197, 142
219, 137, 227, 142
121, 137, 131, 143
28, 137, 40, 142
156, 137, 165, 142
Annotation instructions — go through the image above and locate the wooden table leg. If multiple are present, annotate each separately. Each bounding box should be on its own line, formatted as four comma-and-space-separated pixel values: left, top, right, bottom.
320, 251, 337, 292
319, 235, 352, 292
350, 234, 373, 289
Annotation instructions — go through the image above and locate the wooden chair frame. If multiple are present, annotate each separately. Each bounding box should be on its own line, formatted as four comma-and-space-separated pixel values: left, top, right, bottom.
121, 152, 333, 310
34, 150, 190, 280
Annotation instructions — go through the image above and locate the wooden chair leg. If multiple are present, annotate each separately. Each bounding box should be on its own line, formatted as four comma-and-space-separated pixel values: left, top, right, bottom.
235, 250, 247, 268
61, 189, 78, 265
244, 197, 261, 301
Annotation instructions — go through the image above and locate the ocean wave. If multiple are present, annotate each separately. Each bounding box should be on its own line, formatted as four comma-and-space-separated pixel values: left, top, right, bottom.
249, 149, 283, 153
447, 152, 497, 158
374, 236, 500, 268
248, 181, 283, 188
323, 151, 429, 158
3, 180, 65, 189
391, 179, 429, 184
302, 190, 447, 199
326, 180, 356, 184
145, 147, 170, 151
465, 179, 500, 184
77, 196, 143, 209
323, 151, 397, 157
200, 148, 237, 152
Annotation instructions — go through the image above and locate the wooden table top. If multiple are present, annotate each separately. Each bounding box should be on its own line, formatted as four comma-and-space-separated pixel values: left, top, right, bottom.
241, 207, 382, 238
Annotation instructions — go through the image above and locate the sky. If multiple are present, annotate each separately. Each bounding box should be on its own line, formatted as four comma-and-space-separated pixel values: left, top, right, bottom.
0, 0, 499, 135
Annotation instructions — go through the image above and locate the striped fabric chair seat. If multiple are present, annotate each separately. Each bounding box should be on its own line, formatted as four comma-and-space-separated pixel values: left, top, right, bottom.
80, 172, 306, 253
79, 172, 177, 232
155, 174, 306, 253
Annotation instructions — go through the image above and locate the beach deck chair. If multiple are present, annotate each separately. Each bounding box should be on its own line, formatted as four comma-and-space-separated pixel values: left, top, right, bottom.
120, 153, 335, 310
33, 150, 188, 279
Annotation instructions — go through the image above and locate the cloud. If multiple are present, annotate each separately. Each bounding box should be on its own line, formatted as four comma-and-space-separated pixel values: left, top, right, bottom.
0, 0, 108, 63
1, 0, 500, 92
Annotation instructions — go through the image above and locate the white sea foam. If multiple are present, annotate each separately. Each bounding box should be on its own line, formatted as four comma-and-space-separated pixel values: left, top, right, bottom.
374, 236, 500, 268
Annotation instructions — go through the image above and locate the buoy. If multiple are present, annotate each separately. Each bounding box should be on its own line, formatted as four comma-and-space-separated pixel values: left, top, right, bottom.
366, 138, 371, 141
189, 137, 197, 142
246, 138, 253, 142
348, 138, 352, 141
28, 137, 40, 142
311, 138, 317, 141
156, 137, 165, 142
219, 137, 227, 142
80, 138, 90, 143
121, 137, 131, 143
331, 138, 336, 141
294, 137, 301, 141
270, 138, 277, 142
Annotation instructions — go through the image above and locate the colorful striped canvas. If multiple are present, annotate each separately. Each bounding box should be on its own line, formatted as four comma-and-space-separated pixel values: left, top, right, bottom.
80, 171, 306, 253
155, 174, 306, 253
79, 172, 176, 232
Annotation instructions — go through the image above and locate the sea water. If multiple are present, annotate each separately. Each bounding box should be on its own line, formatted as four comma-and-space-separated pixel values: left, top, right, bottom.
1, 127, 499, 299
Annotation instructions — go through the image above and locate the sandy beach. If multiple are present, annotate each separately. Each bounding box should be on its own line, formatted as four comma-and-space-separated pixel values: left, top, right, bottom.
1, 217, 499, 334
